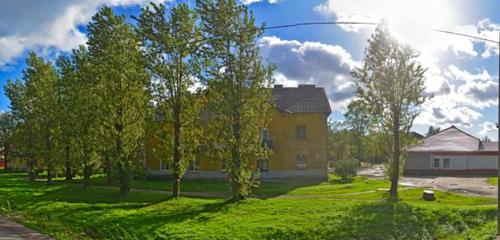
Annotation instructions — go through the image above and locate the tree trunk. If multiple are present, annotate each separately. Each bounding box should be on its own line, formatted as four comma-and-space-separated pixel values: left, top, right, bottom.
3, 146, 8, 170
65, 145, 72, 181
83, 164, 91, 189
105, 156, 112, 184
28, 157, 36, 181
118, 165, 130, 194
230, 143, 244, 201
172, 104, 182, 199
172, 175, 181, 199
231, 177, 242, 201
389, 116, 400, 199
47, 167, 53, 184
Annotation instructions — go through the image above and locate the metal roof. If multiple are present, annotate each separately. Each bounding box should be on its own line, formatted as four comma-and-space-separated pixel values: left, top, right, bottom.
271, 84, 331, 114
407, 125, 494, 152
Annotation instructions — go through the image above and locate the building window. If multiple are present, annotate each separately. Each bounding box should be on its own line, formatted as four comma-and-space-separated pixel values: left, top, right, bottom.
221, 160, 227, 172
189, 161, 199, 171
261, 128, 269, 141
443, 158, 450, 169
257, 159, 269, 171
433, 158, 440, 168
296, 125, 306, 140
296, 155, 306, 170
160, 160, 168, 171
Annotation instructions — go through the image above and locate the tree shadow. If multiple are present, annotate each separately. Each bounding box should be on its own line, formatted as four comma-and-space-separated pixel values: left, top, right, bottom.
263, 200, 496, 240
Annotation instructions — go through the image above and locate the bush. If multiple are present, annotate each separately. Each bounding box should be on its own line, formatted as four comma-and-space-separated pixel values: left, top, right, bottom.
334, 158, 359, 180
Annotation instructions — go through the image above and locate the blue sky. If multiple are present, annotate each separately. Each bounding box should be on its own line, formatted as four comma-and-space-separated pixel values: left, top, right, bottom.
0, 0, 499, 139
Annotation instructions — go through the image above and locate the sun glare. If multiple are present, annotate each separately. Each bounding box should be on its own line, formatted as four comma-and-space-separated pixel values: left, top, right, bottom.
384, 0, 458, 46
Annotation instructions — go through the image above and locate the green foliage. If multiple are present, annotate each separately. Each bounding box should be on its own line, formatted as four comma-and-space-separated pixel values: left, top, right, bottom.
197, 0, 274, 200
352, 24, 428, 198
87, 6, 149, 194
4, 52, 63, 182
0, 112, 16, 169
334, 158, 359, 180
426, 126, 441, 137
136, 3, 205, 198
344, 100, 370, 161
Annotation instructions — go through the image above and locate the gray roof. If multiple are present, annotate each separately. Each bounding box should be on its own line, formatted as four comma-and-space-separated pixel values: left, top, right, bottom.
482, 142, 498, 151
271, 84, 331, 114
408, 126, 496, 152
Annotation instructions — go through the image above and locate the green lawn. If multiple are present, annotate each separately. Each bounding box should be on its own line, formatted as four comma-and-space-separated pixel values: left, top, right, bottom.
0, 171, 497, 240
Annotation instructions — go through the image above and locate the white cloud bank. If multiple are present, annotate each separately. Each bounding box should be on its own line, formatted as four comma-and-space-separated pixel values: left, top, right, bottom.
241, 0, 281, 5
312, 0, 499, 132
0, 0, 167, 68
259, 36, 360, 110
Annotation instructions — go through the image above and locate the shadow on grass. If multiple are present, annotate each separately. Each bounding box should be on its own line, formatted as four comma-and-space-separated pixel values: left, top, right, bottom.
265, 200, 496, 240
83, 199, 236, 239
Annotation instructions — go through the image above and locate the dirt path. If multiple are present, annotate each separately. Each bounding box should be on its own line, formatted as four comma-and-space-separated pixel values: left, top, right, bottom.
0, 216, 52, 240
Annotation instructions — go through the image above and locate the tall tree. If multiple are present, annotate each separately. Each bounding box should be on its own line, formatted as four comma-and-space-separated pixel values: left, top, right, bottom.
136, 3, 204, 198
56, 55, 76, 181
56, 46, 100, 188
344, 100, 370, 162
197, 0, 274, 200
0, 112, 16, 170
4, 79, 37, 180
25, 52, 62, 184
425, 126, 440, 137
87, 7, 149, 194
352, 25, 427, 199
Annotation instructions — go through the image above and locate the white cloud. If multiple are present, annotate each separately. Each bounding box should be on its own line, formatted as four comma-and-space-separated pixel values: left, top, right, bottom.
479, 122, 497, 138
259, 36, 360, 110
0, 0, 168, 67
241, 0, 281, 5
314, 0, 498, 59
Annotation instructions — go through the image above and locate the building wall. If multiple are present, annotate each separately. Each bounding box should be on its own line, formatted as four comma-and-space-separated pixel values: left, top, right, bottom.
432, 154, 497, 170
405, 152, 431, 170
145, 108, 329, 179
267, 109, 328, 173
405, 152, 497, 175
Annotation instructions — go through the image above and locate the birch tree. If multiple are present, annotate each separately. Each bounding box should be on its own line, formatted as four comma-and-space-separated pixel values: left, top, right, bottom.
352, 25, 427, 199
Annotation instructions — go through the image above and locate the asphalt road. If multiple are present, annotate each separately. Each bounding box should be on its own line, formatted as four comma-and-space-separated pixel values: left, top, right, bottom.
0, 217, 52, 240
358, 164, 497, 197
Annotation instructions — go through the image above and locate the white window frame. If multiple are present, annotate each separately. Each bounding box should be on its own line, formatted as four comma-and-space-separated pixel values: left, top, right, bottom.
261, 128, 269, 141
432, 158, 440, 169
189, 160, 199, 172
296, 155, 306, 170
221, 160, 227, 172
296, 125, 306, 140
257, 159, 269, 171
160, 159, 168, 171
443, 158, 450, 169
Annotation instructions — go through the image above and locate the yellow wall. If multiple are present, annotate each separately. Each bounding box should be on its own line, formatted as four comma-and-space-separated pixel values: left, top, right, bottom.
267, 109, 328, 171
145, 108, 329, 172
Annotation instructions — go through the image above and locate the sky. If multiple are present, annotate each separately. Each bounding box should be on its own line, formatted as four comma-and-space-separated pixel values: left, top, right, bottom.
0, 0, 499, 139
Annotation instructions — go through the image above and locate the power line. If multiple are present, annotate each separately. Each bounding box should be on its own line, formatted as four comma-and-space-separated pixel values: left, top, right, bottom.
433, 28, 499, 44
264, 21, 377, 30
261, 21, 500, 44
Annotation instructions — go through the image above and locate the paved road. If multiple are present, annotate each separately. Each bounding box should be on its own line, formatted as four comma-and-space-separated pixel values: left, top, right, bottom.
0, 217, 52, 240
358, 164, 498, 197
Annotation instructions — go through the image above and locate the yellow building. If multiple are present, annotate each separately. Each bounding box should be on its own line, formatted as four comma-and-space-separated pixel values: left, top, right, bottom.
145, 84, 331, 180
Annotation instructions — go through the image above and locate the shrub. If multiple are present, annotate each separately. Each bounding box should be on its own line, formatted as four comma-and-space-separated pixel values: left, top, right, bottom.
334, 158, 359, 180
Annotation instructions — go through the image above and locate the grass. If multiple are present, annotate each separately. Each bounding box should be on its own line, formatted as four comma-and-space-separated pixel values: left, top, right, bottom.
487, 177, 497, 186
0, 170, 498, 239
